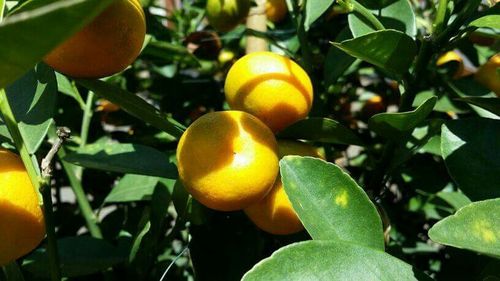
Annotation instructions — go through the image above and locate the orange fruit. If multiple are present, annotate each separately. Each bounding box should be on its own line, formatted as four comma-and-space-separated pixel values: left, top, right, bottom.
244, 140, 324, 235
436, 51, 466, 79
176, 111, 279, 211
266, 0, 288, 23
0, 149, 45, 265
475, 54, 500, 96
224, 51, 314, 132
206, 0, 251, 32
44, 0, 146, 78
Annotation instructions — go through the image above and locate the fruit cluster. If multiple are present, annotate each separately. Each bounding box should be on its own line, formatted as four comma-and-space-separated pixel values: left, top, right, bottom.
177, 51, 323, 235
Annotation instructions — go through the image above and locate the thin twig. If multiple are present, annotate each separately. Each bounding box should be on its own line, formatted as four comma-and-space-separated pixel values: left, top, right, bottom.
41, 127, 71, 178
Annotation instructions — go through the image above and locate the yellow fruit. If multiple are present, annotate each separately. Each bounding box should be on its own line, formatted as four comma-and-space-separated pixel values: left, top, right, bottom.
436, 51, 465, 79
206, 0, 251, 32
475, 54, 500, 96
44, 0, 146, 78
0, 149, 45, 266
266, 0, 288, 23
224, 52, 314, 132
244, 140, 324, 235
176, 111, 279, 211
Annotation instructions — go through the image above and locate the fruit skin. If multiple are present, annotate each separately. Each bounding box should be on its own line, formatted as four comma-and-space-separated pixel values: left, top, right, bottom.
44, 0, 146, 78
244, 140, 324, 235
224, 52, 314, 133
206, 0, 251, 32
475, 54, 500, 96
266, 0, 288, 23
436, 51, 466, 79
176, 111, 279, 211
0, 149, 45, 265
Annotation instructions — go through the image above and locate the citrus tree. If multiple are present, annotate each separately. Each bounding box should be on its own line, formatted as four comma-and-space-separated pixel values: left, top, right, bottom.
0, 0, 499, 280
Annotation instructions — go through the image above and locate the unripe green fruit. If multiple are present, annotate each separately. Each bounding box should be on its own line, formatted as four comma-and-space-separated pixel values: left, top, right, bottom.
206, 0, 251, 32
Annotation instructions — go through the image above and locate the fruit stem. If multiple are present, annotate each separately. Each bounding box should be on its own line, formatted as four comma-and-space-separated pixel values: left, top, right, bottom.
0, 89, 62, 281
433, 0, 449, 34
339, 0, 385, 31
48, 124, 104, 239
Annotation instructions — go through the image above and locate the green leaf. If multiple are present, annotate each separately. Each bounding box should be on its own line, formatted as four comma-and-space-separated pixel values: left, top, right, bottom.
324, 27, 356, 86
105, 174, 159, 203
457, 97, 500, 116
469, 15, 500, 29
332, 29, 417, 74
0, 116, 10, 142
357, 0, 398, 9
0, 0, 115, 88
429, 199, 500, 257
280, 156, 384, 250
304, 0, 335, 31
349, 0, 416, 37
56, 73, 85, 109
436, 191, 472, 211
23, 236, 126, 278
5, 63, 56, 154
278, 117, 364, 146
76, 79, 185, 139
441, 118, 500, 201
369, 97, 437, 139
64, 142, 178, 178
242, 240, 430, 281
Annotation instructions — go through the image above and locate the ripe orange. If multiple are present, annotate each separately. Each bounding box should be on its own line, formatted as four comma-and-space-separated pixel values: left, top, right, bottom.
0, 149, 45, 265
436, 51, 467, 79
475, 54, 500, 96
244, 140, 324, 235
176, 111, 279, 211
206, 0, 251, 32
224, 51, 313, 132
266, 0, 288, 23
44, 0, 146, 78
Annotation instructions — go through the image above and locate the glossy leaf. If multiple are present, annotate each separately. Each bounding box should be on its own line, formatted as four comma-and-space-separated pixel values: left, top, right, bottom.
242, 240, 429, 281
457, 97, 500, 116
429, 199, 500, 257
469, 15, 500, 29
105, 174, 159, 203
304, 0, 335, 30
441, 118, 500, 200
369, 97, 436, 139
280, 156, 384, 250
23, 236, 126, 278
0, 0, 115, 88
76, 79, 185, 139
278, 117, 364, 146
324, 27, 356, 86
5, 63, 56, 154
349, 0, 416, 37
64, 142, 178, 178
436, 191, 472, 211
332, 29, 417, 74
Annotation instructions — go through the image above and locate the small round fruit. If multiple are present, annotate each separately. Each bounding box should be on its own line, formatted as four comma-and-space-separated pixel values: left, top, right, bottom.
0, 149, 45, 265
206, 0, 251, 32
475, 54, 500, 96
244, 140, 324, 235
176, 111, 279, 211
224, 52, 313, 132
266, 0, 288, 23
44, 0, 146, 78
436, 51, 465, 79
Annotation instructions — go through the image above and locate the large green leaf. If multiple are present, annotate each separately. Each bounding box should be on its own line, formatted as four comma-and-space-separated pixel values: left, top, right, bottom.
349, 0, 416, 37
369, 97, 436, 139
0, 0, 115, 88
5, 63, 56, 154
304, 0, 335, 30
280, 156, 384, 250
64, 142, 178, 178
429, 199, 500, 257
441, 118, 500, 201
278, 117, 364, 146
23, 236, 126, 278
324, 27, 356, 86
457, 97, 500, 117
469, 15, 500, 29
105, 174, 175, 203
332, 29, 417, 74
76, 79, 185, 139
242, 240, 429, 281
